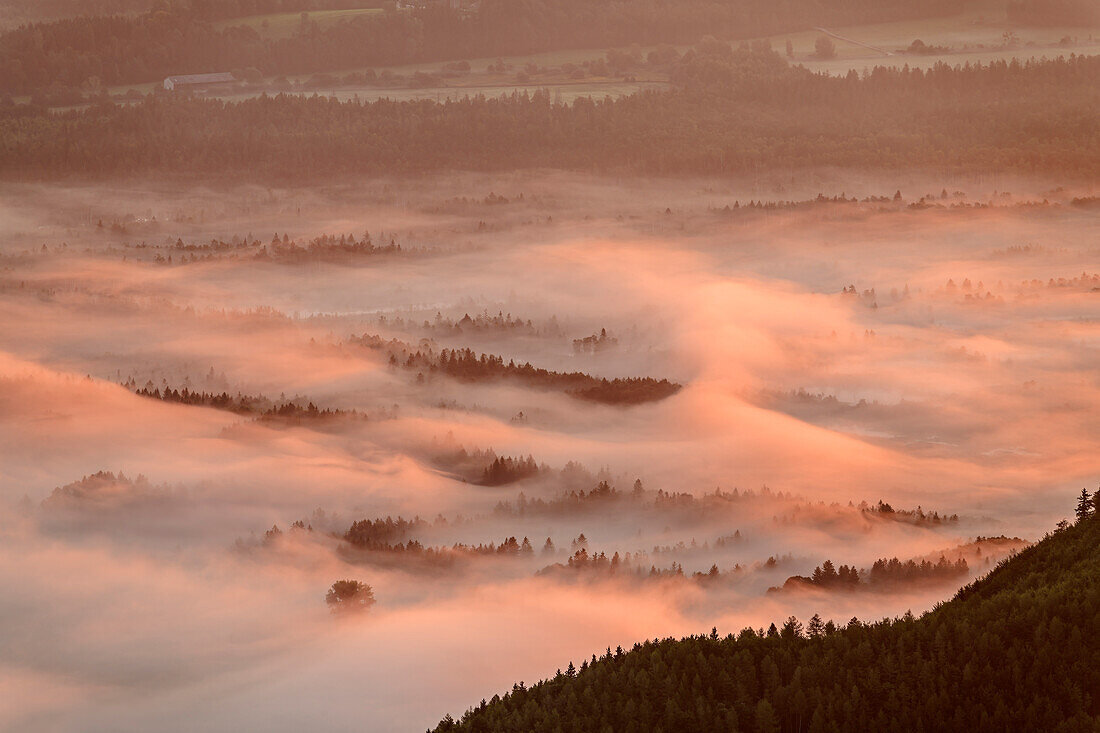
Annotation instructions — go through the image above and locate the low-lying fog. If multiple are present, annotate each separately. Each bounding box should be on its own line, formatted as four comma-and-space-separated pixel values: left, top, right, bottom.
0, 171, 1096, 731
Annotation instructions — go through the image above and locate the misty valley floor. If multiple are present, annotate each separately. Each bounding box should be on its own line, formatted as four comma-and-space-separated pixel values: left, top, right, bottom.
0, 172, 1097, 731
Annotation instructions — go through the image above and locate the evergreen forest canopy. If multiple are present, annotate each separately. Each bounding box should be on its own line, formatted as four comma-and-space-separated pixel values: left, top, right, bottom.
1, 50, 1097, 180
434, 502, 1100, 732
0, 0, 962, 95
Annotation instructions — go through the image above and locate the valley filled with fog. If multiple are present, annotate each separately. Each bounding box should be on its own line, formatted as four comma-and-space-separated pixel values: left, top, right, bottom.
0, 172, 1096, 731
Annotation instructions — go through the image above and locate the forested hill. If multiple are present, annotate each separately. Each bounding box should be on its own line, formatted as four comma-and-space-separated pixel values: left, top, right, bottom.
3, 51, 1098, 180
0, 0, 958, 95
433, 510, 1100, 732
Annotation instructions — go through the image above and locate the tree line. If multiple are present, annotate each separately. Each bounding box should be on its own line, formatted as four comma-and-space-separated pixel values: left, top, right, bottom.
480, 455, 541, 486
131, 383, 363, 421
134, 230, 409, 265
537, 548, 727, 583
385, 344, 682, 405
773, 555, 970, 593
339, 523, 538, 569
398, 311, 548, 338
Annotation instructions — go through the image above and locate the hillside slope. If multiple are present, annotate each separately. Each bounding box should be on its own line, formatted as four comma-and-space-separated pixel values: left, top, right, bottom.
434, 514, 1100, 732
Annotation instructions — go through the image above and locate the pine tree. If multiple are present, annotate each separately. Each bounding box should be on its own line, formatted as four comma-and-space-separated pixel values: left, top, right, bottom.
781, 616, 804, 639
807, 613, 825, 639
755, 699, 780, 733
1076, 488, 1092, 522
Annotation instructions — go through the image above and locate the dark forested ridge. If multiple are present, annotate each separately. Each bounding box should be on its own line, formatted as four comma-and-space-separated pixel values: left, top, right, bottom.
2, 51, 1097, 179
433, 506, 1100, 732
0, 0, 959, 95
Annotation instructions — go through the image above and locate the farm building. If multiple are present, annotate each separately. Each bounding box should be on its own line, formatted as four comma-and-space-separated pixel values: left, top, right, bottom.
163, 73, 237, 92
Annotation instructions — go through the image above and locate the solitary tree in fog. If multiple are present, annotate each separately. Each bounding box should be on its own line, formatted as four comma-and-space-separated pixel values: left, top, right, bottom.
814, 35, 836, 59
326, 580, 375, 613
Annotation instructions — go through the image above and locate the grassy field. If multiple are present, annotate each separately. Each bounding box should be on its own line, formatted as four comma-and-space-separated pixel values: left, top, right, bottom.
213, 7, 384, 39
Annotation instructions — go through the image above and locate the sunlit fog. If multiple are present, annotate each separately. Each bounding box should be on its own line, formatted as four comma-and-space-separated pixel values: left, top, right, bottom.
0, 1, 1097, 731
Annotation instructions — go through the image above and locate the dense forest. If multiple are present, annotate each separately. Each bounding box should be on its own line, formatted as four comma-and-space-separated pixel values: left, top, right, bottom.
432, 495, 1100, 732
0, 0, 961, 95
2, 51, 1096, 178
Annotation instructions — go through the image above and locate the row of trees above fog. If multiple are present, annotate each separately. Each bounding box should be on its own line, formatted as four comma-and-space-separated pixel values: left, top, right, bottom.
0, 0, 966, 95
388, 345, 681, 404
1, 51, 1096, 178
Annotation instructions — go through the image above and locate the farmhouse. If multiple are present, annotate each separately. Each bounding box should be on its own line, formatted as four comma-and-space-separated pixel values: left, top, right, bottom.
163, 73, 237, 92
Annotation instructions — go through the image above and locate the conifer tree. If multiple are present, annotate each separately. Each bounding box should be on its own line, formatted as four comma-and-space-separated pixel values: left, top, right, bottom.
807, 613, 825, 639
1076, 488, 1093, 522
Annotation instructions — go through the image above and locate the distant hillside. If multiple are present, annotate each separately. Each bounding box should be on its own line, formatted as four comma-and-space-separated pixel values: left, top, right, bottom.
3, 52, 1097, 180
0, 0, 959, 95
434, 511, 1100, 732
